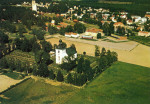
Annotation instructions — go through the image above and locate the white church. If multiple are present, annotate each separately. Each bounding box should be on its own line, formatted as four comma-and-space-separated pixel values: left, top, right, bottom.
32, 0, 37, 12
55, 39, 77, 64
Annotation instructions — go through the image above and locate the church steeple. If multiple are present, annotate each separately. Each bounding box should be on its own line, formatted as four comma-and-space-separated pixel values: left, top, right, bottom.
57, 39, 65, 49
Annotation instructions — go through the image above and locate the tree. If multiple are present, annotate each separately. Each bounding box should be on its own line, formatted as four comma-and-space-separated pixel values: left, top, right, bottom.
74, 23, 86, 33
83, 51, 86, 55
59, 27, 66, 35
97, 33, 101, 39
0, 51, 3, 59
65, 25, 73, 32
14, 38, 22, 49
98, 56, 108, 70
98, 21, 102, 28
40, 40, 52, 53
101, 47, 106, 57
109, 22, 114, 34
37, 63, 49, 77
20, 38, 32, 52
0, 57, 8, 69
70, 44, 76, 51
102, 22, 111, 36
95, 45, 100, 57
0, 31, 9, 44
117, 27, 125, 36
35, 50, 50, 65
67, 73, 73, 84
77, 57, 84, 73
106, 50, 113, 66
18, 24, 26, 37
83, 59, 91, 73
48, 25, 58, 35
49, 69, 55, 80
32, 42, 41, 53
32, 29, 46, 40
56, 70, 64, 82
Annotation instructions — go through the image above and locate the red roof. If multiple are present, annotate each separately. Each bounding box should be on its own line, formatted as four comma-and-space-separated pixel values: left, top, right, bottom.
114, 22, 124, 26
139, 31, 149, 34
87, 28, 103, 33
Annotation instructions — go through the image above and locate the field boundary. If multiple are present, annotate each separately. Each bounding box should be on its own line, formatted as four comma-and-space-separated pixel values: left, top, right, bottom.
0, 77, 31, 95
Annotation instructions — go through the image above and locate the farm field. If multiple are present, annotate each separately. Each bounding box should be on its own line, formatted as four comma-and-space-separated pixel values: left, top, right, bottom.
46, 38, 150, 67
1, 62, 150, 104
65, 61, 150, 104
0, 78, 79, 104
0, 75, 23, 93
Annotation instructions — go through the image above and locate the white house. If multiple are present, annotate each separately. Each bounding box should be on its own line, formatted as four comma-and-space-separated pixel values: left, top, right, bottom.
65, 32, 80, 38
126, 19, 133, 25
55, 40, 77, 64
32, 0, 37, 12
131, 16, 141, 23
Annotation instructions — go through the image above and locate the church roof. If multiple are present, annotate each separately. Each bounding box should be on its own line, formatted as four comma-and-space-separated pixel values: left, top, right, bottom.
66, 47, 77, 56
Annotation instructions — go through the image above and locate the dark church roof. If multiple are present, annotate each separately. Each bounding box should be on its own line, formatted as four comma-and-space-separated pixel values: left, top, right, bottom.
57, 39, 77, 56
57, 39, 66, 49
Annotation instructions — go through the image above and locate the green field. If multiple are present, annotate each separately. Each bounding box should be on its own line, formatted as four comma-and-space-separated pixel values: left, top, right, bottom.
65, 61, 150, 104
3, 72, 24, 80
1, 61, 150, 104
0, 78, 79, 104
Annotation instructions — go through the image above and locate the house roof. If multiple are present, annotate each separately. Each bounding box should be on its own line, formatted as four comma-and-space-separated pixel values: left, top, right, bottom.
73, 19, 78, 22
114, 22, 124, 26
86, 28, 103, 33
145, 14, 150, 18
59, 22, 68, 27
65, 32, 78, 35
139, 31, 149, 34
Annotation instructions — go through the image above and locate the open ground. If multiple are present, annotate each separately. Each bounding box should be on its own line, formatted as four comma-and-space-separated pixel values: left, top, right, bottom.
46, 37, 150, 68
0, 75, 22, 93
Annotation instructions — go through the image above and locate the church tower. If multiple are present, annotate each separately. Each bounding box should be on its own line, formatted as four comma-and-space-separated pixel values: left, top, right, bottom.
55, 39, 67, 64
32, 0, 37, 12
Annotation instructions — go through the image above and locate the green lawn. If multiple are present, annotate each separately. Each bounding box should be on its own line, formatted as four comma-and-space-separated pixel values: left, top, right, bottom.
65, 61, 150, 104
1, 62, 150, 104
1, 78, 79, 104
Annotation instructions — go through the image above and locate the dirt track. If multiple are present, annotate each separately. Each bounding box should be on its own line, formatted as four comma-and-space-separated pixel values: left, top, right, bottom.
46, 38, 150, 68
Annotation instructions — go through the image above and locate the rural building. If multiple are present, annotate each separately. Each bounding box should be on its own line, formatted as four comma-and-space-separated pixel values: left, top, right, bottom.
85, 28, 104, 38
65, 32, 80, 38
113, 22, 125, 32
138, 31, 150, 37
145, 14, 150, 20
126, 19, 133, 25
82, 35, 93, 39
56, 40, 77, 64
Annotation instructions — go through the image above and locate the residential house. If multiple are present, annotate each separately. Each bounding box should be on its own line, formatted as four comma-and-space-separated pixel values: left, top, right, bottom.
65, 32, 80, 38
85, 28, 104, 38
138, 31, 150, 37
113, 22, 125, 32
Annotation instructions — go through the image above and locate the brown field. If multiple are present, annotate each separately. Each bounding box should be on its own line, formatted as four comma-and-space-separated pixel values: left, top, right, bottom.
46, 38, 150, 68
0, 75, 22, 93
